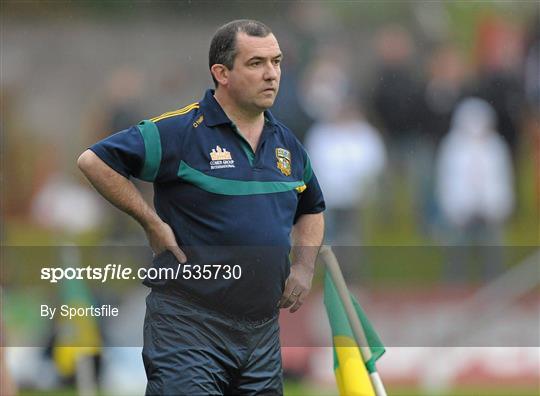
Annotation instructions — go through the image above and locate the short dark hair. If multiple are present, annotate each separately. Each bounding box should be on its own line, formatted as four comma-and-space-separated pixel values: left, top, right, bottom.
209, 19, 272, 86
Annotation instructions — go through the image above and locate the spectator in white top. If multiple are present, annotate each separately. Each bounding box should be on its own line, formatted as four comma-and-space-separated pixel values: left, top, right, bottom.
306, 104, 386, 243
301, 51, 387, 281
436, 97, 514, 282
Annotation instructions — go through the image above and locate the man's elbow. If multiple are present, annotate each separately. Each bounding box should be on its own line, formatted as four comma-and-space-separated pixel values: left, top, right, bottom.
77, 149, 96, 174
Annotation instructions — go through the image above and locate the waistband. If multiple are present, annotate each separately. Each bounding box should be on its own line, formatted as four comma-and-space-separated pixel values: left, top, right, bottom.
154, 286, 279, 327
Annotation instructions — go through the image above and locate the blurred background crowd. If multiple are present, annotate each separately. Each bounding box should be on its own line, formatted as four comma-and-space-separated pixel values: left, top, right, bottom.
2, 1, 539, 395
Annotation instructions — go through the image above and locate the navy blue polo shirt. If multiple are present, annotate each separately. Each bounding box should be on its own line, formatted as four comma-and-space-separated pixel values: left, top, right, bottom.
90, 89, 325, 319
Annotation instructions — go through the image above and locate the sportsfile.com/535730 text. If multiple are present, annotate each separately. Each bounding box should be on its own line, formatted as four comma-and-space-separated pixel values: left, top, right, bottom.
40, 263, 242, 283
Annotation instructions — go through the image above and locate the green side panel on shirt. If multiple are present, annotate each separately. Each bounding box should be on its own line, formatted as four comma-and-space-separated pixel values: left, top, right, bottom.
303, 152, 313, 183
137, 120, 162, 182
178, 161, 305, 196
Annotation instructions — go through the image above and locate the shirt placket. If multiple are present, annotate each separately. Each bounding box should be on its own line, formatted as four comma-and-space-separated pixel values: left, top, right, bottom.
230, 121, 272, 170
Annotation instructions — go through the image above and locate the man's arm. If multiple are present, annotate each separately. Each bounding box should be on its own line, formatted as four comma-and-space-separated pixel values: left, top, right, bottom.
279, 212, 324, 313
77, 149, 186, 262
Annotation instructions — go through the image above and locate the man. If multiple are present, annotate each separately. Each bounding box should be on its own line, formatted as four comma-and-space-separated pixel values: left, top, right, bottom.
78, 20, 325, 395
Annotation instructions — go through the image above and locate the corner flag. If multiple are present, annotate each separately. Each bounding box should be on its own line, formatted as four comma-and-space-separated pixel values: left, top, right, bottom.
322, 246, 386, 396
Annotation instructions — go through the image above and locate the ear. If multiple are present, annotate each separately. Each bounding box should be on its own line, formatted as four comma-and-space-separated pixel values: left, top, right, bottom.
210, 64, 229, 86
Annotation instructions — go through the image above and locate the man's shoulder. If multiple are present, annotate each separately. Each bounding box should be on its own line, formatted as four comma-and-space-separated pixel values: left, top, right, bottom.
146, 101, 202, 134
271, 116, 305, 151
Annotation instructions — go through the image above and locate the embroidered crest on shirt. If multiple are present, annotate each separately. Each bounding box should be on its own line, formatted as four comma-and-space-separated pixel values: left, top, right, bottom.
275, 148, 291, 176
210, 146, 235, 169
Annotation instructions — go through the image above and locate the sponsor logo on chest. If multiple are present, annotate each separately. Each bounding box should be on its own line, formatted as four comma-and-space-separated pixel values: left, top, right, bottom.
209, 146, 235, 169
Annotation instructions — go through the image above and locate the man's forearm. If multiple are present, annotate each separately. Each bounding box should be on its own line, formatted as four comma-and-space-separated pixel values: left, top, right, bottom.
291, 213, 325, 271
77, 149, 161, 230
278, 212, 324, 312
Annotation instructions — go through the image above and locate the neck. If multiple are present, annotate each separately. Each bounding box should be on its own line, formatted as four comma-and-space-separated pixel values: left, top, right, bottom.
214, 89, 264, 128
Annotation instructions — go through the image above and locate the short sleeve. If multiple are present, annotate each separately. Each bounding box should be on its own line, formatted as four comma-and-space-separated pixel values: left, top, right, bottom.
89, 120, 162, 182
294, 149, 326, 223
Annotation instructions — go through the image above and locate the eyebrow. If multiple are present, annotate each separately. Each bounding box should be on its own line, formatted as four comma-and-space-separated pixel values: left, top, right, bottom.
247, 53, 283, 62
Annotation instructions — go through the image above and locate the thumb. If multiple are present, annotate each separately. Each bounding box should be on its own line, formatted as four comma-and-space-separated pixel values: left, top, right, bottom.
169, 245, 187, 264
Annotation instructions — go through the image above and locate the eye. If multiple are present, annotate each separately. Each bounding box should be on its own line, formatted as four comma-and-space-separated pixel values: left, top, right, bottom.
250, 61, 261, 67
273, 59, 281, 66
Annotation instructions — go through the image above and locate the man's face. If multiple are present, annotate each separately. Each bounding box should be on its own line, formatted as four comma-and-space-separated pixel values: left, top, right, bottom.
226, 32, 282, 112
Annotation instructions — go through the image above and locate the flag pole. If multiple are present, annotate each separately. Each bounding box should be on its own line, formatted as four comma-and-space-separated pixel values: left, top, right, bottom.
319, 245, 387, 396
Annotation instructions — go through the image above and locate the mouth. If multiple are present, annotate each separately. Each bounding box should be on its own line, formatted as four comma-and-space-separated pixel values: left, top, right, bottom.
262, 88, 276, 94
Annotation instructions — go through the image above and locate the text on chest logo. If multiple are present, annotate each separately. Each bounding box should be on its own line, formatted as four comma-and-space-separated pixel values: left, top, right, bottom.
210, 145, 235, 169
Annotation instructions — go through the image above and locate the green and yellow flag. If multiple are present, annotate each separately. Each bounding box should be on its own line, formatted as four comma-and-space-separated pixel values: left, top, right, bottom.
324, 271, 385, 396
53, 275, 102, 377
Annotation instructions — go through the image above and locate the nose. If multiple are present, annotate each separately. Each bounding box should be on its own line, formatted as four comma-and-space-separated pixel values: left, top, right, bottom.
264, 62, 279, 81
